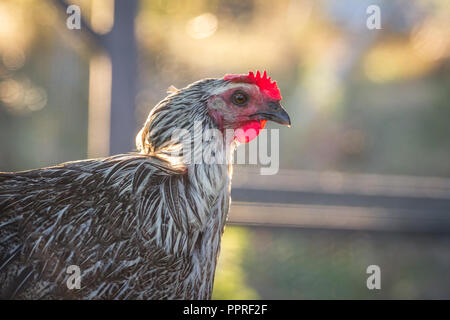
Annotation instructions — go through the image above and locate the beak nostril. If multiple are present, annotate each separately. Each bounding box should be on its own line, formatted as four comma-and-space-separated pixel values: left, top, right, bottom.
268, 101, 281, 111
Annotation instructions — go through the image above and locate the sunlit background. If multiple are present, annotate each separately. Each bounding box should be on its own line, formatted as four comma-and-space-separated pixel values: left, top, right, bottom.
0, 0, 449, 299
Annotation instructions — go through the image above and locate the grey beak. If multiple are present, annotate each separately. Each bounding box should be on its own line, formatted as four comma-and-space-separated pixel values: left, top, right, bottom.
251, 102, 291, 127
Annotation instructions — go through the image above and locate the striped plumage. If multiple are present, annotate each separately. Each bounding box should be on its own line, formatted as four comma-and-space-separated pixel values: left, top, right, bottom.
0, 72, 290, 299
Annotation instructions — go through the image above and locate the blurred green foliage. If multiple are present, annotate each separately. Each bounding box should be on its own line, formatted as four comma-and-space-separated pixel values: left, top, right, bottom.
213, 226, 259, 299
231, 227, 450, 299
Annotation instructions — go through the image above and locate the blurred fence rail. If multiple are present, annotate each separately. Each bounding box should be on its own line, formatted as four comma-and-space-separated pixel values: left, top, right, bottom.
229, 168, 450, 233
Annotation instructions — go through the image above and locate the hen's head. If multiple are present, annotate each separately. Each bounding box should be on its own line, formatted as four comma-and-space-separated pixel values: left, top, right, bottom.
137, 70, 291, 156
209, 70, 290, 143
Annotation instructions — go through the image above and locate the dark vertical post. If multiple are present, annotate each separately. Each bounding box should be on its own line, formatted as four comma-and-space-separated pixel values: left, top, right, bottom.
103, 0, 138, 155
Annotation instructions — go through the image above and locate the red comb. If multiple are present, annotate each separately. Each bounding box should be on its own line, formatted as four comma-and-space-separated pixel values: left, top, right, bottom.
224, 70, 282, 100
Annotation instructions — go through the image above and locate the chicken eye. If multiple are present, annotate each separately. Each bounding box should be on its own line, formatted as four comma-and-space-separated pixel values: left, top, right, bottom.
232, 91, 248, 106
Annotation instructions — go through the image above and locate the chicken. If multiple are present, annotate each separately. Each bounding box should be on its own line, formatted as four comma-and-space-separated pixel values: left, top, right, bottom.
0, 70, 291, 299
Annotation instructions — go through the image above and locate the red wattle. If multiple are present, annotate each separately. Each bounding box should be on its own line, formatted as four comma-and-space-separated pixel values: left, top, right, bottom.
234, 120, 267, 143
